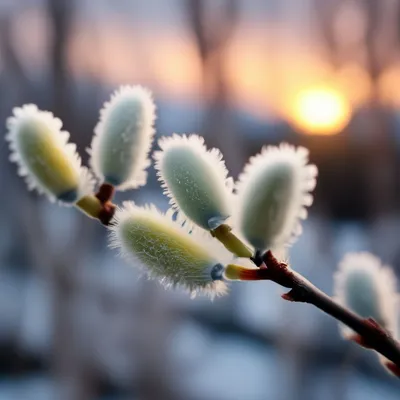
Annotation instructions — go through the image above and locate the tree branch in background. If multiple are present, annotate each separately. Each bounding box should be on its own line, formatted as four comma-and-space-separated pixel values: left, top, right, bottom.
0, 16, 34, 96
185, 0, 244, 176
313, 0, 344, 69
47, 0, 73, 121
185, 0, 238, 62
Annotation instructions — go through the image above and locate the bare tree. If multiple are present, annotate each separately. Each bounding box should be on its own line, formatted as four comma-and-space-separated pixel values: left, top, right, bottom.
185, 0, 244, 176
314, 0, 400, 217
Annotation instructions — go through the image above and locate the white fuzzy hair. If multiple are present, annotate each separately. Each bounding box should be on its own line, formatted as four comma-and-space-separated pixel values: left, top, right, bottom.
234, 143, 317, 251
153, 134, 233, 230
334, 252, 397, 338
6, 104, 94, 204
89, 85, 156, 190
108, 201, 232, 298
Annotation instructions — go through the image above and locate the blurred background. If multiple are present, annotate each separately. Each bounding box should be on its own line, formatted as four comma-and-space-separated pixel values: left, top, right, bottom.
1, 0, 400, 399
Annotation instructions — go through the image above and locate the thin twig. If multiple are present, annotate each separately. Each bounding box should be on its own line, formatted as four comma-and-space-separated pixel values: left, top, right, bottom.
96, 183, 116, 225
243, 251, 400, 372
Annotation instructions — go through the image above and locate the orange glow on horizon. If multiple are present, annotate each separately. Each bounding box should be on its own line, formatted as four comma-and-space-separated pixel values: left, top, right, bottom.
289, 86, 352, 136
17, 9, 400, 125
378, 65, 400, 108
65, 17, 375, 129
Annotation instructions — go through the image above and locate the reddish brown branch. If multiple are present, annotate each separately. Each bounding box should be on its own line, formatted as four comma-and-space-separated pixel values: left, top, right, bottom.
97, 203, 116, 226
246, 251, 400, 372
95, 183, 116, 226
95, 183, 115, 204
385, 361, 400, 378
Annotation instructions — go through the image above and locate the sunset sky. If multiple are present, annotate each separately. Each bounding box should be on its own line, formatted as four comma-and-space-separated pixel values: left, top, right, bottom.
5, 0, 400, 134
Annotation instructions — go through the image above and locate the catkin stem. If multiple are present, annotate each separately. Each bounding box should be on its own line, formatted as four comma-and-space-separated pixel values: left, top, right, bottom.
75, 195, 103, 219
211, 224, 253, 258
75, 184, 116, 225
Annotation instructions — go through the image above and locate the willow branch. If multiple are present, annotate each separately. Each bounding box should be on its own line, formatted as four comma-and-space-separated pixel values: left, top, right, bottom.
238, 251, 400, 372
72, 195, 400, 374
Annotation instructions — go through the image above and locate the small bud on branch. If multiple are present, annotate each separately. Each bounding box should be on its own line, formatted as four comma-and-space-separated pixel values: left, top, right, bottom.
154, 134, 233, 231
89, 86, 156, 191
6, 104, 93, 204
235, 144, 317, 252
334, 252, 397, 338
109, 202, 229, 298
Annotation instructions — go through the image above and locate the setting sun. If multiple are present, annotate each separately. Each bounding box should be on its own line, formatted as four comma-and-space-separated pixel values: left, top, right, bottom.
290, 86, 352, 135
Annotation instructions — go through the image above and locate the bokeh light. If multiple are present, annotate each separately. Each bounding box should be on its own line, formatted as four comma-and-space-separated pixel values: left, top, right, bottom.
290, 85, 352, 135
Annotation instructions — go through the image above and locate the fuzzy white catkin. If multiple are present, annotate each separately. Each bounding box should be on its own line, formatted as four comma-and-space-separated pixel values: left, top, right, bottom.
334, 252, 397, 338
89, 85, 156, 191
109, 202, 229, 298
235, 143, 317, 252
154, 134, 233, 231
6, 104, 93, 204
